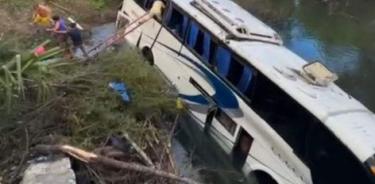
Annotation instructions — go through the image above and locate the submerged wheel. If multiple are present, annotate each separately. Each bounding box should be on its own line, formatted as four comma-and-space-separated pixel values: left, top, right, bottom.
249, 171, 278, 184
141, 47, 154, 66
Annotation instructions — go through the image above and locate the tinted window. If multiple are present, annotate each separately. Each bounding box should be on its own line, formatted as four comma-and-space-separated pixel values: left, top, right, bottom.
144, 0, 155, 9
135, 0, 147, 7
186, 21, 217, 64
227, 57, 244, 85
250, 73, 317, 164
237, 66, 254, 93
308, 124, 372, 184
165, 6, 189, 39
135, 0, 154, 8
214, 46, 232, 77
215, 109, 237, 135
187, 22, 202, 51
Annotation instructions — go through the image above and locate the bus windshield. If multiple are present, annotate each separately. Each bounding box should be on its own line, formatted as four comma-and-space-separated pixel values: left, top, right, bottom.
308, 124, 374, 184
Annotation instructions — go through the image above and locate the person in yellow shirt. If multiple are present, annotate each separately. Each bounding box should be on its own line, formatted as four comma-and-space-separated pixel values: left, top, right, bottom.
149, 0, 166, 21
32, 4, 53, 28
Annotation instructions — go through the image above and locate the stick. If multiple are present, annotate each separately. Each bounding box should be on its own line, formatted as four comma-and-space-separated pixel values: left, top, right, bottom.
87, 13, 151, 54
9, 128, 29, 183
68, 17, 84, 30
49, 1, 73, 14
122, 132, 155, 168
35, 145, 201, 184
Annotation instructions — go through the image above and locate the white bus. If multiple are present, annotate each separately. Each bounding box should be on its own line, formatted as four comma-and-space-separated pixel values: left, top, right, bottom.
117, 0, 375, 183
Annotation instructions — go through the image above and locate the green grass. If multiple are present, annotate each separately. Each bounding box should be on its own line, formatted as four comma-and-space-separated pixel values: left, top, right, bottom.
0, 48, 178, 182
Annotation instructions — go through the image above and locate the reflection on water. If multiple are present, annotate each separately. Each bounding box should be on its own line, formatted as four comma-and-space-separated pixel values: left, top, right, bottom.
281, 20, 361, 74
235, 0, 375, 111
174, 115, 254, 184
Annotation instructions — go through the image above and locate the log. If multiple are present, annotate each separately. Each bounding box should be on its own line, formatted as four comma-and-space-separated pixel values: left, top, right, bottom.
34, 145, 201, 184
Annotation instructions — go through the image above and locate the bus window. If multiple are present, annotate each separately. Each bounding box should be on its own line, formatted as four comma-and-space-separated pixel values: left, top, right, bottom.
145, 0, 155, 9
187, 22, 204, 52
227, 57, 244, 85
214, 46, 232, 77
202, 32, 212, 63
165, 6, 189, 39
186, 21, 216, 64
250, 73, 316, 164
135, 0, 147, 8
215, 109, 237, 135
308, 125, 373, 184
237, 66, 254, 93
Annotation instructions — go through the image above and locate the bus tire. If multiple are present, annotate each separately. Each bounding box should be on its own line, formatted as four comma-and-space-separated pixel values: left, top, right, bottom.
250, 171, 278, 184
141, 47, 154, 66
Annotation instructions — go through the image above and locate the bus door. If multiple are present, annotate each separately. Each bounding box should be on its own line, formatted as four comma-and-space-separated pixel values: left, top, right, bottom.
190, 76, 239, 150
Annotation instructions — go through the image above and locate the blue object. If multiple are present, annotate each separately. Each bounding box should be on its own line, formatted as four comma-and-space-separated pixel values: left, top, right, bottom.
109, 81, 131, 103
215, 46, 232, 77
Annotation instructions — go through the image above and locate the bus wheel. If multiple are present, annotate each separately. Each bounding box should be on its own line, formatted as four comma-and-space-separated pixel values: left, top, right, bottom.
250, 171, 278, 184
141, 47, 154, 66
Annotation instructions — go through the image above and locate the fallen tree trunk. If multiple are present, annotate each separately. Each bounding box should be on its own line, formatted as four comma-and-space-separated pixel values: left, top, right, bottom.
35, 145, 201, 184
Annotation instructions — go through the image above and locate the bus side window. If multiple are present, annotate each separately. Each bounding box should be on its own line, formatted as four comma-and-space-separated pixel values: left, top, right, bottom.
187, 22, 203, 52
215, 109, 237, 135
237, 66, 254, 94
250, 73, 316, 164
186, 21, 216, 64
145, 0, 155, 9
214, 46, 232, 77
165, 6, 189, 39
227, 57, 244, 85
135, 0, 152, 9
202, 32, 216, 64
135, 0, 147, 7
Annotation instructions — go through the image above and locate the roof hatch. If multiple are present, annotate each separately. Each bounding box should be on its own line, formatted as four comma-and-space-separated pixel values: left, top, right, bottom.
191, 0, 283, 45
302, 62, 338, 87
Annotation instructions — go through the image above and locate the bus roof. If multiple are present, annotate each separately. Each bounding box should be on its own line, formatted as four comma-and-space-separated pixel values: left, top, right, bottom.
177, 0, 281, 44
173, 0, 375, 160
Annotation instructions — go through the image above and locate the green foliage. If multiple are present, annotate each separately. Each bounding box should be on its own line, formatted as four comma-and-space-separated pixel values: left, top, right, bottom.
0, 49, 178, 180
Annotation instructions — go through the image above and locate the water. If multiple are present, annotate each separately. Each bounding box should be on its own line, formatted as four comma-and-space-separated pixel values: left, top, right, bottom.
236, 0, 375, 111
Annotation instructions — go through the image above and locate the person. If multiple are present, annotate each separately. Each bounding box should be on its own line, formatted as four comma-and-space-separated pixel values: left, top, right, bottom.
149, 0, 166, 20
32, 3, 53, 31
47, 15, 68, 48
139, 0, 166, 24
66, 23, 89, 58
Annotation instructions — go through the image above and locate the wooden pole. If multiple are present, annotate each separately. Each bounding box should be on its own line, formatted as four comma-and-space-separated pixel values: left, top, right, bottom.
35, 145, 201, 184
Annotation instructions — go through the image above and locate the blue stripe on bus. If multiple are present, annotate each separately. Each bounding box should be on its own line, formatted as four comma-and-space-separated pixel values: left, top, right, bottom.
178, 55, 239, 109
179, 93, 209, 105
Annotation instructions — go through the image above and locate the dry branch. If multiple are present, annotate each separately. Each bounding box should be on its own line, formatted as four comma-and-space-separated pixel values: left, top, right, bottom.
122, 132, 155, 168
35, 145, 201, 184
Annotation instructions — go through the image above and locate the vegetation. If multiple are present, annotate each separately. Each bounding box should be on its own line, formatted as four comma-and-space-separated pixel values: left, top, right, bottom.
0, 48, 179, 183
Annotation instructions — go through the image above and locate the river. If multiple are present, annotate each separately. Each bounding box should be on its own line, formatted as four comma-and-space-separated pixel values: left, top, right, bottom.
175, 0, 375, 184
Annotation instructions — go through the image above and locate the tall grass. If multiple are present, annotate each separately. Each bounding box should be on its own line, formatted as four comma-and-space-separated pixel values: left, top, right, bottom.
0, 48, 178, 182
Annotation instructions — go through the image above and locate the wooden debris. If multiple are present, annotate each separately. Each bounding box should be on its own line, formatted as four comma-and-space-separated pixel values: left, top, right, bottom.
122, 132, 155, 168
35, 145, 201, 184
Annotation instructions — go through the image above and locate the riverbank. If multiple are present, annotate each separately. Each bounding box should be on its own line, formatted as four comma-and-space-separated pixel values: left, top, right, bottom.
0, 0, 121, 61
0, 47, 184, 183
